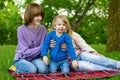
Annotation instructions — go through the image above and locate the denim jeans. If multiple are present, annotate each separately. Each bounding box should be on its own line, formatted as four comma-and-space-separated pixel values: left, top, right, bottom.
49, 59, 70, 73
75, 52, 120, 71
14, 58, 48, 73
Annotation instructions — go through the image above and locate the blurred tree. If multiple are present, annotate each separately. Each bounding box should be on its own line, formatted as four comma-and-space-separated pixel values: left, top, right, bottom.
0, 0, 109, 45
41, 0, 108, 44
0, 0, 12, 9
41, 0, 96, 31
0, 1, 22, 45
106, 0, 120, 52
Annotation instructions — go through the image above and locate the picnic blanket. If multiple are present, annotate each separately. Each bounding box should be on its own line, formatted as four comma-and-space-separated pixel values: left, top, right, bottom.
8, 70, 120, 80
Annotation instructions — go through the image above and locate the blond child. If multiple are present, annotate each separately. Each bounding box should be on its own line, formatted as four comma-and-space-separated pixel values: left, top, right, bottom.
41, 15, 78, 73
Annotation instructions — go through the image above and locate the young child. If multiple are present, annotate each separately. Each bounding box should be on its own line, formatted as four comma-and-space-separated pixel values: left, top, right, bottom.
41, 15, 78, 73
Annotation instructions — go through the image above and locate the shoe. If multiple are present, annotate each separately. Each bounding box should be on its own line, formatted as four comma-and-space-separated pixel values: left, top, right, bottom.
62, 73, 69, 78
9, 65, 16, 72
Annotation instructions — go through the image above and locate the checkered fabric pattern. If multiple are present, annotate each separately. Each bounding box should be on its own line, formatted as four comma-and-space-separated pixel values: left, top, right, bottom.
8, 70, 120, 80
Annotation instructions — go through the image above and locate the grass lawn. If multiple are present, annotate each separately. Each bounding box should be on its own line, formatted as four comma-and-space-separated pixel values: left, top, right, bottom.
0, 45, 120, 80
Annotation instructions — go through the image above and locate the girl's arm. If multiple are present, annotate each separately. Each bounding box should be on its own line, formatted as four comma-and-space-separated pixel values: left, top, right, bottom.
17, 29, 45, 58
72, 31, 97, 53
50, 39, 56, 48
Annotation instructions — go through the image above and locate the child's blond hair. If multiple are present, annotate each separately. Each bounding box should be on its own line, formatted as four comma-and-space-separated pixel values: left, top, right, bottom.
51, 15, 73, 38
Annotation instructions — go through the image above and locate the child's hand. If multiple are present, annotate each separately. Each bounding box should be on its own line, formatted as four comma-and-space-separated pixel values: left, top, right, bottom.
43, 56, 49, 65
72, 60, 78, 68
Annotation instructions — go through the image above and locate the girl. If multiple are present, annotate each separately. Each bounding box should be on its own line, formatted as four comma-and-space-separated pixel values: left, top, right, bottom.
70, 31, 120, 71
9, 3, 48, 74
41, 15, 78, 73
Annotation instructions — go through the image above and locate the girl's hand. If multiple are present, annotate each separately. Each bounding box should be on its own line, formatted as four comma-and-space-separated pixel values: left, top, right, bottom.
50, 39, 56, 48
50, 39, 67, 50
90, 51, 103, 56
43, 56, 49, 65
61, 43, 67, 50
72, 60, 78, 68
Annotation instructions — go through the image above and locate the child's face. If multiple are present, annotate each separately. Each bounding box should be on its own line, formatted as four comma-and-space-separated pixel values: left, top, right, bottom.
54, 18, 66, 34
32, 15, 42, 26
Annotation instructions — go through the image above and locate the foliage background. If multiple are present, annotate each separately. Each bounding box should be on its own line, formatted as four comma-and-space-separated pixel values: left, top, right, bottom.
0, 0, 108, 45
0, 1, 120, 80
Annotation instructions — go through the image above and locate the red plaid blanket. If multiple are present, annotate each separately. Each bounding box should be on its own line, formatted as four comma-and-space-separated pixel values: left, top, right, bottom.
8, 70, 120, 80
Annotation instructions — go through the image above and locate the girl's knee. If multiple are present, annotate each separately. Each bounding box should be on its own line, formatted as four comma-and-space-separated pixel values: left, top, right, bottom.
28, 65, 37, 73
14, 61, 37, 73
37, 62, 48, 74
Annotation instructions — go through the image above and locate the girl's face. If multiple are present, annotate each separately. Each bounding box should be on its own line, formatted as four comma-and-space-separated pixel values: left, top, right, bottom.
32, 15, 42, 26
54, 18, 66, 34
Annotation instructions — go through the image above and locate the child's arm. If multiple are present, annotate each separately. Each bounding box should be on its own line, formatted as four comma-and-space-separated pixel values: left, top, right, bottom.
65, 34, 78, 68
41, 32, 52, 65
43, 56, 49, 65
65, 34, 76, 60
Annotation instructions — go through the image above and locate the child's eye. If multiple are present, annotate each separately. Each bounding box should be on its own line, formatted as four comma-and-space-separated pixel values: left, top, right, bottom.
63, 24, 66, 26
58, 24, 65, 26
58, 24, 61, 26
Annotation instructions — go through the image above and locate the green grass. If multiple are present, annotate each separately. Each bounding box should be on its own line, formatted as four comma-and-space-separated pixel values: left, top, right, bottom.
0, 45, 16, 80
0, 45, 120, 80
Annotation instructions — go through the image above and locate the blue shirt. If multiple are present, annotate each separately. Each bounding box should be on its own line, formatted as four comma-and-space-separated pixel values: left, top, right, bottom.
41, 31, 76, 61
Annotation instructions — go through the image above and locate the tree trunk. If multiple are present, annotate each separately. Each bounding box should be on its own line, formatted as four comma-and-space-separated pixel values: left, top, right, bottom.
71, 0, 96, 31
106, 0, 120, 52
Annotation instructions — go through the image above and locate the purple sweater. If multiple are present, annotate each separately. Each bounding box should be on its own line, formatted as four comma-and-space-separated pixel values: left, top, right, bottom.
14, 25, 47, 61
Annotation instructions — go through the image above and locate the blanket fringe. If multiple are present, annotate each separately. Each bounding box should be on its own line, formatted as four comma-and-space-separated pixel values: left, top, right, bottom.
8, 70, 120, 80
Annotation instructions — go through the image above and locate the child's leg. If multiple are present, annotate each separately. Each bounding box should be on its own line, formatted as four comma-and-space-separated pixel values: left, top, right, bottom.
60, 59, 70, 73
32, 58, 48, 74
49, 60, 58, 73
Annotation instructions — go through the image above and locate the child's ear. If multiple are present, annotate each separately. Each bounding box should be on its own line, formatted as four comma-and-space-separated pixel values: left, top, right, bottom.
51, 26, 55, 30
53, 26, 56, 30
